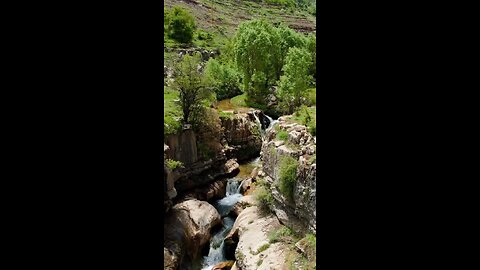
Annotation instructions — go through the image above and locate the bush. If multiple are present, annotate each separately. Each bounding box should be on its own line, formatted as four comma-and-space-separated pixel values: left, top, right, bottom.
278, 156, 299, 200
166, 159, 184, 170
255, 243, 270, 254
196, 29, 212, 41
255, 185, 274, 211
276, 130, 288, 141
164, 87, 182, 136
268, 226, 296, 243
164, 6, 196, 44
218, 111, 234, 120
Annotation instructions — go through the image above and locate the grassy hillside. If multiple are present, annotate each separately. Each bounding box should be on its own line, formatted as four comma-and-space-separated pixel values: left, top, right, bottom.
164, 0, 316, 49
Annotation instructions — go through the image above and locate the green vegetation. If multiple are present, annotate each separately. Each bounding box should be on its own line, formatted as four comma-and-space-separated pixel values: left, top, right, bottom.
166, 159, 184, 170
230, 93, 248, 107
205, 58, 242, 100
268, 226, 298, 244
290, 105, 316, 136
276, 130, 288, 141
277, 47, 312, 114
255, 243, 271, 254
172, 52, 214, 124
305, 233, 316, 257
218, 111, 234, 120
231, 19, 315, 114
163, 0, 316, 142
278, 156, 299, 200
234, 20, 281, 103
164, 87, 182, 136
255, 185, 274, 212
164, 6, 196, 44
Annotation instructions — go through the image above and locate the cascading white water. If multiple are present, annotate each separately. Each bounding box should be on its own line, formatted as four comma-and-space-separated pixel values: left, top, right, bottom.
236, 178, 247, 194
225, 178, 240, 196
200, 179, 244, 269
253, 111, 278, 139
197, 113, 275, 270
201, 216, 235, 270
252, 111, 262, 129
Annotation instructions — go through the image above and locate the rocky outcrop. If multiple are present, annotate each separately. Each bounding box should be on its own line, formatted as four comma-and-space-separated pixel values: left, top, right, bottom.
231, 195, 257, 217
164, 47, 220, 62
225, 206, 289, 270
221, 112, 263, 161
179, 179, 227, 202
166, 128, 198, 166
260, 117, 317, 234
174, 158, 239, 193
164, 199, 221, 270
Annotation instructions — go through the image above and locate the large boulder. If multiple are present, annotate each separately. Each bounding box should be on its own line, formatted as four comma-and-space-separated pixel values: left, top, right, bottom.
225, 206, 289, 270
221, 113, 262, 161
164, 199, 221, 269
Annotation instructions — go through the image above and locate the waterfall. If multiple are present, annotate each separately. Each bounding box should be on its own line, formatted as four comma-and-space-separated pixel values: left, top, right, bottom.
225, 178, 240, 196
201, 217, 235, 270
237, 178, 247, 194
201, 177, 244, 269
252, 111, 262, 128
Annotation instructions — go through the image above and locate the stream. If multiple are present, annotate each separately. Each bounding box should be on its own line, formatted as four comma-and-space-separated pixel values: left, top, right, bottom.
192, 106, 275, 270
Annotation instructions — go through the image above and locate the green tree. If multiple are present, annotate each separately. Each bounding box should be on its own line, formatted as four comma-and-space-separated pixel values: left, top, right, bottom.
205, 58, 241, 100
277, 47, 312, 114
233, 19, 281, 104
164, 6, 196, 44
305, 33, 316, 79
276, 24, 306, 78
173, 52, 213, 124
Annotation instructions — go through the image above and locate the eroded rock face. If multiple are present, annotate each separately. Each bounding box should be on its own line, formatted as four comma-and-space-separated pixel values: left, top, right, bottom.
164, 199, 221, 270
174, 158, 239, 193
166, 129, 198, 166
260, 117, 317, 234
225, 206, 289, 270
221, 113, 262, 161
230, 195, 257, 217
179, 179, 227, 202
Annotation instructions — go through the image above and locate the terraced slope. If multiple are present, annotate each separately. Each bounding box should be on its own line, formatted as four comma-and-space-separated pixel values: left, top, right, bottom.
164, 0, 316, 48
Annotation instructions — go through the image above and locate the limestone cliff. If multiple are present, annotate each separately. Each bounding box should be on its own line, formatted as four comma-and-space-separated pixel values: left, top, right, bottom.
260, 116, 316, 234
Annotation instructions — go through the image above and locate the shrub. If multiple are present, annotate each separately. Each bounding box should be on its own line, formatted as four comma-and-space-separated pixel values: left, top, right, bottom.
218, 111, 234, 120
255, 243, 270, 254
268, 226, 295, 243
166, 159, 184, 170
276, 130, 288, 141
304, 234, 316, 259
164, 6, 196, 44
255, 185, 274, 211
278, 156, 299, 200
196, 29, 212, 41
164, 87, 182, 136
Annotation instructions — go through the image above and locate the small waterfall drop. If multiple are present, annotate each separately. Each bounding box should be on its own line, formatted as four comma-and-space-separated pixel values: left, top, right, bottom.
201, 178, 244, 269
201, 216, 235, 270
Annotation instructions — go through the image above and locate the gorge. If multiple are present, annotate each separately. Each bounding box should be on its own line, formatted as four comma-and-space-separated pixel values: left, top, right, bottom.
164, 101, 316, 270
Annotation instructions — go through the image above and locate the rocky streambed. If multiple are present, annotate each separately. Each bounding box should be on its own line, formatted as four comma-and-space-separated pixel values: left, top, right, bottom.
164, 103, 316, 270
